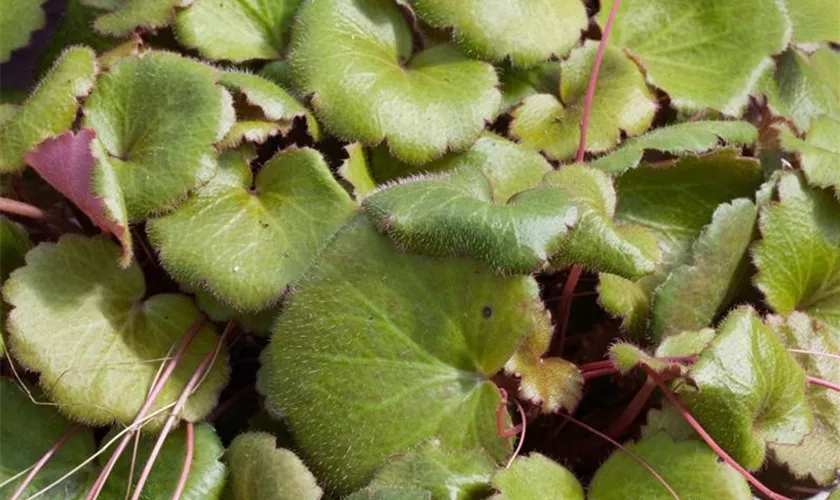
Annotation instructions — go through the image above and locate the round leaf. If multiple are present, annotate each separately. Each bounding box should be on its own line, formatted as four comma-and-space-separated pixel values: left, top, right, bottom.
491, 453, 583, 500
288, 0, 501, 164
176, 0, 303, 62
600, 0, 790, 113
258, 216, 540, 492
511, 41, 657, 161
588, 432, 751, 500
406, 0, 587, 67
148, 147, 355, 312
0, 0, 45, 63
82, 51, 231, 219
2, 235, 229, 428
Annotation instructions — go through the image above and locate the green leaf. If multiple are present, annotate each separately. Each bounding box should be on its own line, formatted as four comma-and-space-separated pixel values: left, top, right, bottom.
369, 133, 551, 200
0, 217, 31, 282
226, 432, 322, 500
597, 273, 652, 336
754, 171, 840, 337
588, 432, 751, 500
510, 41, 657, 161
590, 120, 758, 175
654, 329, 716, 359
759, 47, 840, 133
99, 423, 227, 499
491, 453, 583, 500
346, 488, 430, 500
780, 116, 840, 198
0, 47, 97, 172
220, 121, 283, 150
2, 235, 230, 428
176, 0, 302, 62
366, 442, 496, 500
82, 51, 232, 219
608, 343, 667, 375
288, 0, 501, 164
90, 0, 184, 36
600, 0, 789, 114
0, 379, 97, 498
148, 147, 355, 312
652, 199, 757, 338
218, 70, 320, 140
680, 307, 811, 470
498, 62, 561, 112
503, 301, 582, 413
767, 312, 840, 485
784, 0, 840, 44
192, 287, 279, 336
338, 143, 376, 200
405, 0, 587, 67
26, 129, 133, 267
0, 0, 45, 63
258, 216, 545, 492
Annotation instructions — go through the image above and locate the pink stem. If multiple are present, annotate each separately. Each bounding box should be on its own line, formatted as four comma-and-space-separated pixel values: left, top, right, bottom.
579, 359, 615, 373
789, 349, 840, 361
0, 197, 47, 219
85, 316, 207, 500
130, 322, 233, 500
582, 367, 619, 381
606, 376, 656, 439
559, 412, 679, 499
807, 376, 840, 392
171, 423, 195, 500
575, 0, 623, 163
10, 425, 84, 500
644, 367, 791, 500
554, 264, 583, 354
505, 399, 528, 469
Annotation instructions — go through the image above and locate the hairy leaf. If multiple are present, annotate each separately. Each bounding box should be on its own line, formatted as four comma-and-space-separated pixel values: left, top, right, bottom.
597, 274, 652, 336
0, 47, 97, 172
602, 0, 789, 113
0, 378, 97, 498
754, 171, 840, 337
781, 116, 840, 197
0, 0, 45, 63
590, 120, 758, 174
2, 235, 229, 428
680, 307, 811, 470
345, 488, 430, 500
491, 453, 583, 500
608, 343, 668, 375
226, 432, 322, 500
767, 313, 840, 485
35, 0, 118, 77
89, 0, 185, 36
499, 62, 561, 111
406, 0, 587, 67
589, 432, 751, 500
289, 0, 501, 164
82, 51, 231, 219
99, 423, 227, 499
258, 216, 541, 492
338, 143, 376, 199
511, 41, 657, 161
191, 287, 279, 336
149, 147, 354, 311
654, 329, 715, 359
176, 0, 302, 62
652, 199, 757, 337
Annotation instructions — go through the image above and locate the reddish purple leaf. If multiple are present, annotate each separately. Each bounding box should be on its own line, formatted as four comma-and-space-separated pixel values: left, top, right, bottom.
25, 129, 132, 266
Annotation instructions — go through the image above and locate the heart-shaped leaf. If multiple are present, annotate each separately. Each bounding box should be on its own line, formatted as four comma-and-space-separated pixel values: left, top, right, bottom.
503, 300, 582, 413
405, 0, 587, 67
25, 129, 133, 267
88, 0, 184, 36
491, 453, 583, 500
652, 198, 757, 337
99, 423, 227, 499
226, 432, 323, 500
590, 120, 758, 175
0, 0, 45, 63
588, 432, 751, 500
288, 0, 501, 164
2, 235, 229, 428
176, 0, 303, 62
258, 216, 543, 492
511, 41, 657, 161
767, 312, 840, 485
0, 378, 97, 498
600, 0, 789, 113
148, 147, 355, 312
82, 51, 232, 219
364, 442, 496, 499
754, 171, 840, 337
781, 116, 840, 198
680, 307, 811, 470
759, 48, 840, 132
0, 46, 97, 172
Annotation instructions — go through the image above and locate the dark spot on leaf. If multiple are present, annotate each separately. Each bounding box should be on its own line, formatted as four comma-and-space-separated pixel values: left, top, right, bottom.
482, 306, 492, 318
